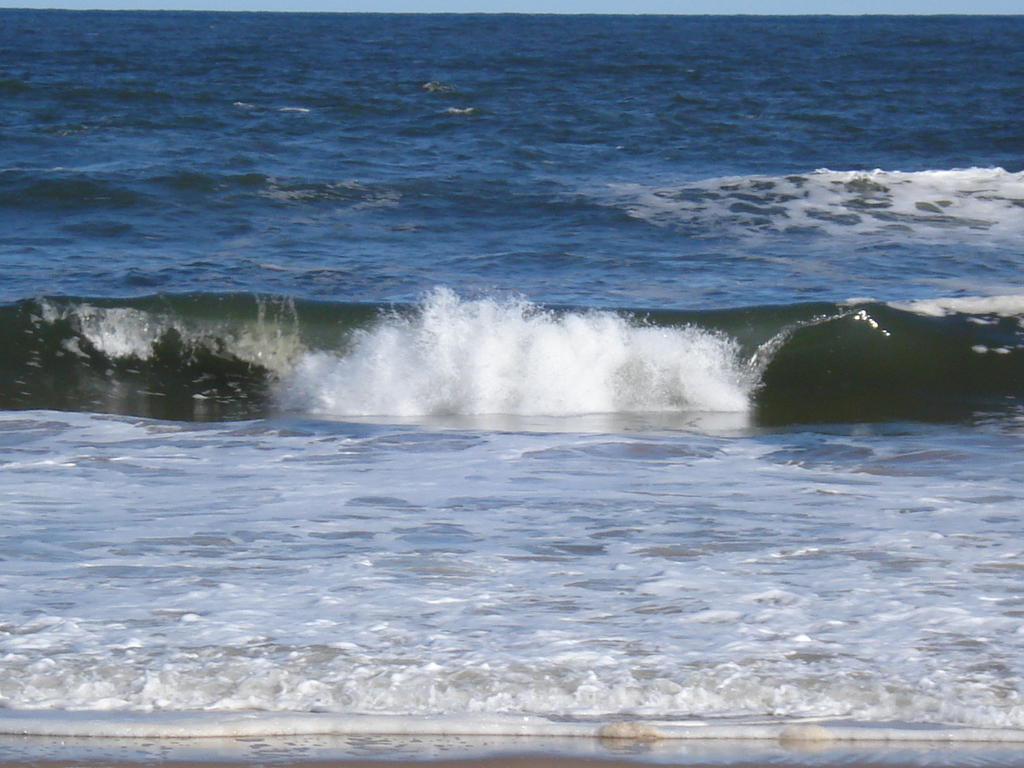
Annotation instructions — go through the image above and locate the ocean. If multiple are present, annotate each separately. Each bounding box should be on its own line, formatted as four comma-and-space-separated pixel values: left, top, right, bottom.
1, 9, 1024, 764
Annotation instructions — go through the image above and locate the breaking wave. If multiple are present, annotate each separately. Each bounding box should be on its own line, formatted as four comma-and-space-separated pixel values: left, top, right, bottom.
280, 289, 751, 418
0, 289, 1021, 425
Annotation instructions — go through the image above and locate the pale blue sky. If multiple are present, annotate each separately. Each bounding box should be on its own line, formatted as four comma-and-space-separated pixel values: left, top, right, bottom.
0, 0, 1020, 12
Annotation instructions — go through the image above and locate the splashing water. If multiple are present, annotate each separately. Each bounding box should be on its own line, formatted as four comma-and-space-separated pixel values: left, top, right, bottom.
279, 290, 752, 417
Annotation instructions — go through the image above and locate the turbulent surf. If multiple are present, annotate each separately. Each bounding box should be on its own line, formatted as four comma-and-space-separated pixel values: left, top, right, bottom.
3, 290, 1021, 425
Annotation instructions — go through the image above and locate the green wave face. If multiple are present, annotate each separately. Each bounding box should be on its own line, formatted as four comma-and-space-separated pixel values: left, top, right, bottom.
1, 292, 1021, 426
755, 304, 1024, 425
0, 294, 376, 422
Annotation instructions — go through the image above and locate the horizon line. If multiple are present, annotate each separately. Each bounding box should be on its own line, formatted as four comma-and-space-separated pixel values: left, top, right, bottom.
1, 6, 1021, 13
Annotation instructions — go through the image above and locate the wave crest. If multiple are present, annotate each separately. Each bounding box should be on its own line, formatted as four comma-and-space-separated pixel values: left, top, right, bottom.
2, 291, 1021, 425
280, 289, 752, 417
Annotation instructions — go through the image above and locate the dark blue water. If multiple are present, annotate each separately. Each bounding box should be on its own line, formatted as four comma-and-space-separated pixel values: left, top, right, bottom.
1, 10, 1022, 423
2, 11, 1022, 305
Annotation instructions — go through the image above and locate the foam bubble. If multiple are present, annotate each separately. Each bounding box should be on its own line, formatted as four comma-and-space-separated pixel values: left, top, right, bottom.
278, 289, 752, 417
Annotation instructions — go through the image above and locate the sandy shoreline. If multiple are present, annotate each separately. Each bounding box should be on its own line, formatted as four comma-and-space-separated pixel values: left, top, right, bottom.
3, 713, 1024, 766
3, 733, 1024, 768
4, 757, 1024, 768
9, 760, 1019, 768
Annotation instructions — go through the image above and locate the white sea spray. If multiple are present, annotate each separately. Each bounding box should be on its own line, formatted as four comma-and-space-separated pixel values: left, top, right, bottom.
279, 289, 752, 417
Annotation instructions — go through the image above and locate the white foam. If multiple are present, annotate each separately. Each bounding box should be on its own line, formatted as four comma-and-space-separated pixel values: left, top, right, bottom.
3, 404, 1024, 729
278, 289, 752, 417
39, 302, 162, 359
37, 297, 305, 374
422, 80, 457, 93
2, 710, 1024, 743
889, 294, 1024, 318
604, 167, 1024, 240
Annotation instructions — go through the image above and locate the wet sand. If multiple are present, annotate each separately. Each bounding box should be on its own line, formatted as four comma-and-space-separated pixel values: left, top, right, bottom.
3, 734, 1024, 768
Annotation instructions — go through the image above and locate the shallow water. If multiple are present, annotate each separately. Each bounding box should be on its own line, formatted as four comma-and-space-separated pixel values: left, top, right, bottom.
2, 411, 1023, 730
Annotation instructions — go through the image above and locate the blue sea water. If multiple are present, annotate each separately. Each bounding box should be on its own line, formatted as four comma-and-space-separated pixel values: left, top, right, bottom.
1, 9, 1024, 762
